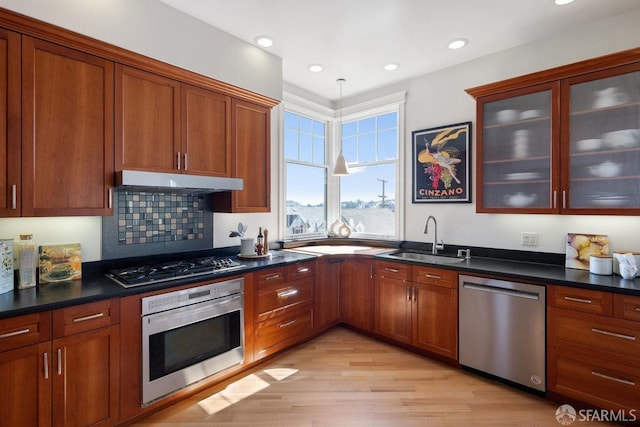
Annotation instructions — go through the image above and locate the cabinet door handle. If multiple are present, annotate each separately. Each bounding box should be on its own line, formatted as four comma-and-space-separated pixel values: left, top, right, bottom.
424, 273, 441, 279
552, 190, 557, 209
564, 296, 592, 304
11, 184, 17, 210
591, 371, 635, 386
183, 152, 188, 171
412, 287, 417, 302
279, 320, 297, 328
384, 267, 399, 273
43, 352, 49, 380
108, 187, 113, 209
277, 289, 298, 298
635, 307, 640, 312
57, 348, 62, 375
73, 312, 105, 323
369, 264, 373, 279
177, 152, 181, 170
297, 267, 309, 273
562, 190, 567, 209
591, 328, 636, 341
406, 286, 411, 302
0, 328, 30, 339
266, 274, 281, 281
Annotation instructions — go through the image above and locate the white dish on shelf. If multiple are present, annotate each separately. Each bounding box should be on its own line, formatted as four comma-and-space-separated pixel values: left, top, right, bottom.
593, 87, 630, 109
588, 161, 622, 178
603, 129, 640, 149
495, 109, 518, 123
575, 138, 603, 151
504, 172, 541, 181
520, 109, 542, 119
589, 195, 629, 207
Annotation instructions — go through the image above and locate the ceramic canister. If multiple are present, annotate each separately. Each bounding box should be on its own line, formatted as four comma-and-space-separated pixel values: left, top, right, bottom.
590, 255, 613, 275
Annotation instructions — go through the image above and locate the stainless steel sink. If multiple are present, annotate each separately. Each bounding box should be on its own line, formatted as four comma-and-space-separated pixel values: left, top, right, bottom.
387, 250, 465, 264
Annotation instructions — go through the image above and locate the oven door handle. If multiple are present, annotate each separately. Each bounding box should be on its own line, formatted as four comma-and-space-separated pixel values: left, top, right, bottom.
143, 294, 243, 333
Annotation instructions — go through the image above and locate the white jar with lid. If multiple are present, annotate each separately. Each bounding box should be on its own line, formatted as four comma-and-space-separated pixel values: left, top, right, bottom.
590, 255, 612, 275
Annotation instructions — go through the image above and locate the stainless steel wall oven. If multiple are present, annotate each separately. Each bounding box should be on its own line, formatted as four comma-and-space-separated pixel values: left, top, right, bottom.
141, 277, 244, 405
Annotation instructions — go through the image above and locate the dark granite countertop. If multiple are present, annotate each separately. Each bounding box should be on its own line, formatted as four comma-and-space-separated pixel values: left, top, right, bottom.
0, 250, 316, 320
375, 251, 640, 296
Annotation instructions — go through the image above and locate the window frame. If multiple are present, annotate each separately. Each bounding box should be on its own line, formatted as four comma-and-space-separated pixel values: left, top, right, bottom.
281, 91, 406, 242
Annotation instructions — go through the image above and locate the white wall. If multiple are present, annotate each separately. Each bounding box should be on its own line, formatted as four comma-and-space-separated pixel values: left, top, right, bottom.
351, 8, 640, 254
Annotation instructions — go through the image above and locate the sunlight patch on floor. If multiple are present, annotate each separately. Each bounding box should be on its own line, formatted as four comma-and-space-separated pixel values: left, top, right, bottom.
263, 367, 298, 381
197, 374, 270, 415
197, 368, 299, 415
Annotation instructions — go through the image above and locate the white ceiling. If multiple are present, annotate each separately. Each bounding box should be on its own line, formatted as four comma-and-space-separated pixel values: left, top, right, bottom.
159, 0, 640, 101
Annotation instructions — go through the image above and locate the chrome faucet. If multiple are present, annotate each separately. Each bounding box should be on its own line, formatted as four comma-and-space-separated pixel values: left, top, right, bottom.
424, 215, 444, 254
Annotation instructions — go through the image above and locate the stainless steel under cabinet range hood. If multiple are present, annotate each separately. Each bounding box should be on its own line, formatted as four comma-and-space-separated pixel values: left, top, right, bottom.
115, 170, 243, 193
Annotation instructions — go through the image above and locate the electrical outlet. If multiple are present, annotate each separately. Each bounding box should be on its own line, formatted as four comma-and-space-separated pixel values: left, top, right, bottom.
521, 232, 539, 246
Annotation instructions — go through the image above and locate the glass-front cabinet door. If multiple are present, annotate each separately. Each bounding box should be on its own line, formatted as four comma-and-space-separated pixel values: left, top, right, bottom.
562, 64, 640, 214
477, 83, 559, 213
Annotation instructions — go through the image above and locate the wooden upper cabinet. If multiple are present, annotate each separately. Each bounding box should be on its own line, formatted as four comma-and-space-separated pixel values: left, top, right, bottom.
182, 84, 231, 177
0, 29, 20, 217
115, 65, 233, 177
21, 36, 114, 216
214, 99, 271, 212
468, 48, 640, 215
115, 64, 181, 173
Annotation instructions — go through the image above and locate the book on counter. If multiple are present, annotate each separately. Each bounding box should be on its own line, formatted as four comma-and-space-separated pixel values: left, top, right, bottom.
39, 243, 82, 284
0, 239, 12, 294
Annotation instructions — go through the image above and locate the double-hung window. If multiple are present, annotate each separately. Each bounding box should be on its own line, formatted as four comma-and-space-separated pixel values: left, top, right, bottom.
339, 108, 399, 239
283, 110, 328, 239
283, 92, 404, 241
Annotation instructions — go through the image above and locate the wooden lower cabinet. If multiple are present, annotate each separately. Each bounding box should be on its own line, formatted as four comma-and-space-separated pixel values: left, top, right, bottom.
341, 258, 374, 331
254, 262, 316, 360
374, 261, 458, 360
548, 286, 640, 412
314, 257, 343, 333
0, 301, 120, 427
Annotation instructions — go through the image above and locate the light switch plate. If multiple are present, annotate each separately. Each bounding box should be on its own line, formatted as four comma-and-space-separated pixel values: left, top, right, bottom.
521, 232, 539, 246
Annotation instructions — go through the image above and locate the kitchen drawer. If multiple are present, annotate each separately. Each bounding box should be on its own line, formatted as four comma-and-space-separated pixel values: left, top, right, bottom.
255, 267, 286, 288
53, 298, 120, 338
257, 278, 313, 321
550, 347, 640, 411
256, 307, 313, 357
412, 265, 457, 288
549, 286, 613, 316
613, 293, 640, 323
287, 261, 315, 281
374, 260, 410, 281
0, 312, 52, 352
550, 308, 640, 361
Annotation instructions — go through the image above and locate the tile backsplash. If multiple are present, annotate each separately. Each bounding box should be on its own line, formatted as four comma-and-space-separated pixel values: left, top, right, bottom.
102, 189, 213, 260
117, 191, 205, 245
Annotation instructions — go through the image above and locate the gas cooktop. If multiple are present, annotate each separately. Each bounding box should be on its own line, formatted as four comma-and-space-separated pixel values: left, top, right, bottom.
106, 256, 246, 288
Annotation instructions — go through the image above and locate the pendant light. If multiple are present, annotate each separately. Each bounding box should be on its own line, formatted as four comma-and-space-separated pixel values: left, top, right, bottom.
332, 78, 349, 176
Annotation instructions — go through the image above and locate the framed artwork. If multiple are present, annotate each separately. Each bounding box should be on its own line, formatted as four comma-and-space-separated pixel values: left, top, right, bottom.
412, 121, 471, 203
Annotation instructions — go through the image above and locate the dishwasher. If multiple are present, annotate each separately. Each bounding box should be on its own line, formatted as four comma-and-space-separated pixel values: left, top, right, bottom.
459, 274, 546, 393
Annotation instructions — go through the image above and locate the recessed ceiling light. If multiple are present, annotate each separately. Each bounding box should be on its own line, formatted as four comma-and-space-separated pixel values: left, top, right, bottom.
555, 0, 575, 5
254, 36, 273, 48
448, 38, 468, 50
384, 63, 399, 71
308, 64, 323, 72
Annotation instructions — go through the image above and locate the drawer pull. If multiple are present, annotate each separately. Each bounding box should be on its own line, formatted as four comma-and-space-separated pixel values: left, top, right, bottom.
73, 312, 105, 323
277, 289, 298, 298
564, 296, 592, 304
279, 320, 297, 328
266, 274, 281, 281
591, 328, 636, 341
424, 273, 441, 279
384, 267, 399, 273
0, 328, 30, 339
296, 267, 310, 273
43, 352, 49, 380
591, 371, 636, 386
635, 307, 640, 312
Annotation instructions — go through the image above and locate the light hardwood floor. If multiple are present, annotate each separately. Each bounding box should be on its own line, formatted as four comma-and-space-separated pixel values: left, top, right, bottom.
132, 327, 617, 426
